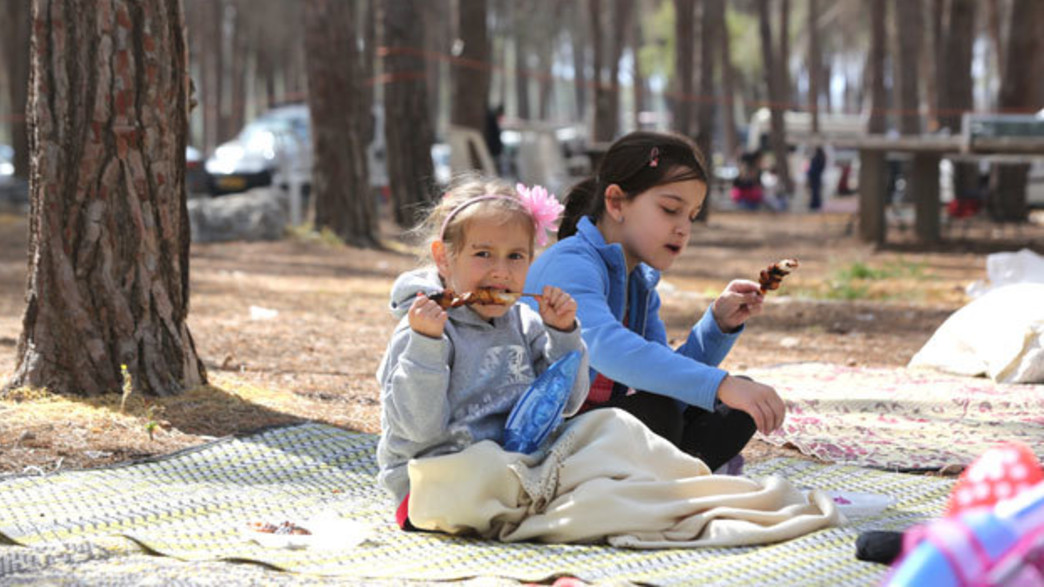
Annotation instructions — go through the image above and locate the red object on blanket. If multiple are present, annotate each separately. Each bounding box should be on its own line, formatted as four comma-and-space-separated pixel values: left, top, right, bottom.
945, 442, 1044, 516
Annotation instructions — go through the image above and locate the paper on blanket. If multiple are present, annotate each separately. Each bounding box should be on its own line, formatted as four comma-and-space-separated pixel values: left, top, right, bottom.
243, 512, 373, 550
407, 409, 843, 548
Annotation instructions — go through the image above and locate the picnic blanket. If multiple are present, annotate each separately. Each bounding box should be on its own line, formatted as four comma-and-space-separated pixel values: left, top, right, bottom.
748, 362, 1044, 471
0, 421, 952, 585
409, 409, 841, 547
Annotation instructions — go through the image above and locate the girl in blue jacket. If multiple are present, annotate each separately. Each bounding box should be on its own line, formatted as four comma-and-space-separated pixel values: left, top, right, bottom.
524, 131, 785, 472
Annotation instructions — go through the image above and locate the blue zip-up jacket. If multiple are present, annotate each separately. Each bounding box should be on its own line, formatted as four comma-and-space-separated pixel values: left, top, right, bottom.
524, 216, 740, 411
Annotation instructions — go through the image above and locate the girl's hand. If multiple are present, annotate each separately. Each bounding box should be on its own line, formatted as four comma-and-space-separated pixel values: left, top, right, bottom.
408, 292, 448, 338
538, 285, 578, 332
716, 375, 786, 435
711, 279, 764, 332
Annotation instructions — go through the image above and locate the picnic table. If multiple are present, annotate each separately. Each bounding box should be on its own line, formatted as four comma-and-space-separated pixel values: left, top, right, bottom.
840, 115, 1044, 244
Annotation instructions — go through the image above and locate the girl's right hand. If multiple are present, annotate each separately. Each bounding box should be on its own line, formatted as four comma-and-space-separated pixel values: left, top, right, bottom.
408, 292, 448, 338
716, 375, 786, 435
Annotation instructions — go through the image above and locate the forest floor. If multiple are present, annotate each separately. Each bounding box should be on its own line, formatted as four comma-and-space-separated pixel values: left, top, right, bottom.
2, 200, 1044, 476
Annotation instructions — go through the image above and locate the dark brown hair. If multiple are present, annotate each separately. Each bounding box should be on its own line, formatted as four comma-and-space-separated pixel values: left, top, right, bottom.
558, 131, 708, 239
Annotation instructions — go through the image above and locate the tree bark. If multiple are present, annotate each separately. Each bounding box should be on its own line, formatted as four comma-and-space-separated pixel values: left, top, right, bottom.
696, 0, 720, 151
990, 0, 1042, 222
382, 0, 436, 227
926, 0, 945, 131
452, 0, 491, 166
514, 1, 531, 121
757, 0, 792, 199
1, 0, 31, 178
940, 0, 977, 199
807, 0, 820, 134
718, 1, 739, 160
361, 0, 377, 146
866, 0, 888, 134
672, 0, 694, 137
589, 0, 616, 142
570, 3, 587, 121
695, 0, 720, 222
630, 5, 645, 130
893, 0, 922, 135
985, 0, 1004, 91
303, 0, 376, 246
10, 0, 205, 397
228, 1, 247, 137
604, 0, 633, 139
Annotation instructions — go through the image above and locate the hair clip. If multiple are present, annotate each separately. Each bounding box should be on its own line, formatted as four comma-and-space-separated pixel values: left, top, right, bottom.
649, 147, 660, 168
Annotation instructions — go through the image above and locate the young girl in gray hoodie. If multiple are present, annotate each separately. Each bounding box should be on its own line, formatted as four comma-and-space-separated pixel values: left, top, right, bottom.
376, 176, 589, 528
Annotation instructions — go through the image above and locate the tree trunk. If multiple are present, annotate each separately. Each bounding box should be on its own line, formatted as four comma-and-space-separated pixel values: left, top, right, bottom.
776, 0, 793, 195
718, 0, 739, 160
758, 0, 791, 200
867, 0, 887, 134
807, 0, 821, 134
570, 3, 587, 121
985, 0, 1004, 92
926, 0, 945, 131
696, 0, 720, 152
894, 0, 922, 135
604, 0, 633, 139
361, 0, 377, 146
589, 0, 615, 142
514, 1, 531, 121
631, 6, 645, 130
382, 0, 436, 227
228, 1, 247, 137
1, 0, 31, 179
940, 0, 976, 199
452, 0, 491, 167
10, 0, 205, 397
990, 0, 1042, 222
672, 0, 694, 137
422, 0, 448, 131
695, 0, 721, 222
303, 0, 375, 246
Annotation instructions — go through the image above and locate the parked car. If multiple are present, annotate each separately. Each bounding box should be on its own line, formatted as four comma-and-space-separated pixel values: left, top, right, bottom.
205, 103, 311, 196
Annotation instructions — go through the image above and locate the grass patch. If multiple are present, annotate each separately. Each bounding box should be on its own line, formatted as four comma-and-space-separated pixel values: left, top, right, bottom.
790, 258, 932, 302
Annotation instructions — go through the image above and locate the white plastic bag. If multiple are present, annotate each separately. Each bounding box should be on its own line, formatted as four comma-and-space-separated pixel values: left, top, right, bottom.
909, 283, 1044, 384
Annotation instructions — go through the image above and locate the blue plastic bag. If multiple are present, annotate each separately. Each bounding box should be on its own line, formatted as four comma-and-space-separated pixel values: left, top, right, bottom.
503, 350, 583, 454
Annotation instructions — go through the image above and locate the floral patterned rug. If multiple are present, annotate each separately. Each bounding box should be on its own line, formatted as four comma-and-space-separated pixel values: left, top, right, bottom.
746, 362, 1044, 471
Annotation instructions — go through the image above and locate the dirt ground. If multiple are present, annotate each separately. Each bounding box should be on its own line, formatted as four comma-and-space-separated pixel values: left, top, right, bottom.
1, 204, 1043, 476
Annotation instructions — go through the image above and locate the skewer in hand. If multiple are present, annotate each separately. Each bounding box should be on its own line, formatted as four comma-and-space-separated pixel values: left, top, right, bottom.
758, 259, 799, 294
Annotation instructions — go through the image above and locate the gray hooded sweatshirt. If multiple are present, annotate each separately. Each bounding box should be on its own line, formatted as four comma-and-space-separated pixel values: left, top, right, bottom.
375, 267, 589, 504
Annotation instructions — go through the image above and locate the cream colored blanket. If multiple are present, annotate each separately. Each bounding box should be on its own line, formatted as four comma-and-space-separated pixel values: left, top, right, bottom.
408, 409, 842, 548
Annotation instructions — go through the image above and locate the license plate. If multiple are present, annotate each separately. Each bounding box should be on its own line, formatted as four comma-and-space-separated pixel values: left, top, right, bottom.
217, 175, 247, 191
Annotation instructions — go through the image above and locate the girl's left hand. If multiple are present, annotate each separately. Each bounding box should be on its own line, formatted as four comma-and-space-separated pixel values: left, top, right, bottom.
712, 279, 764, 332
538, 285, 578, 332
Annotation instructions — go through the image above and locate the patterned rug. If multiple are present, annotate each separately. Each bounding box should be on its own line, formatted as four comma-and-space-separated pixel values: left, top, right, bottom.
0, 422, 952, 585
747, 362, 1044, 471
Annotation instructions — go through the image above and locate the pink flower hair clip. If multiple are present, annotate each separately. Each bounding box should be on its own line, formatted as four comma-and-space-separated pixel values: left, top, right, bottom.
516, 183, 564, 246
648, 147, 660, 168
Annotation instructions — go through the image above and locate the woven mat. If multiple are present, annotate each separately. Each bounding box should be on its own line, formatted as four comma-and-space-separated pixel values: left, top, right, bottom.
0, 422, 952, 585
747, 362, 1044, 471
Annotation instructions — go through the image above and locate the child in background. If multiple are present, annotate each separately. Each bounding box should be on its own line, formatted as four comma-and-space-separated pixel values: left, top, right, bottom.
376, 175, 589, 528
525, 131, 785, 473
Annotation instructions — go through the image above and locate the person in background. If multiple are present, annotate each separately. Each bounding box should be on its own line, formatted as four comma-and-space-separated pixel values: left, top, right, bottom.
731, 150, 765, 211
807, 145, 827, 211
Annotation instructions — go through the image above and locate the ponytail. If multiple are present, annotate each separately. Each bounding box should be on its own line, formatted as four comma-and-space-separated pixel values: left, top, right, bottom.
558, 177, 599, 240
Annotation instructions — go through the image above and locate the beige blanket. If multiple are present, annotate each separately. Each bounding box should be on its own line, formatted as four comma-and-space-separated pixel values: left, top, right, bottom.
408, 409, 842, 548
